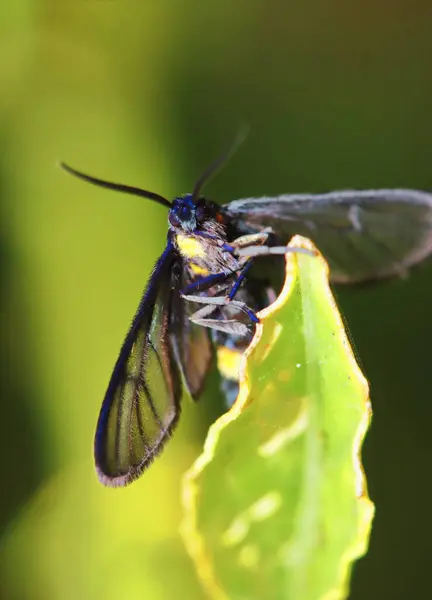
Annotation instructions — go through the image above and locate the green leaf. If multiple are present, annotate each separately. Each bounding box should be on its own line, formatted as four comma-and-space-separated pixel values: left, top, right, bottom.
181, 235, 374, 600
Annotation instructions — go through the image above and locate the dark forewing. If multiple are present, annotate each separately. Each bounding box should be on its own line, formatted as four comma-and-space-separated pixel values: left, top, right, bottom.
225, 189, 432, 283
170, 264, 214, 399
94, 241, 182, 487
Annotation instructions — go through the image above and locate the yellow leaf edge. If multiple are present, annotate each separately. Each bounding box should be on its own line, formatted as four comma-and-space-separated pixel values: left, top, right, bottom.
180, 235, 374, 600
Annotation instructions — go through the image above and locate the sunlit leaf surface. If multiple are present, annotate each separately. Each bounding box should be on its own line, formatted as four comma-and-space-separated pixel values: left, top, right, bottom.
182, 236, 374, 600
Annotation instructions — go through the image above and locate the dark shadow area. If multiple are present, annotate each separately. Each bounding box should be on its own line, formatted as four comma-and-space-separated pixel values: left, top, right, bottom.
0, 156, 46, 600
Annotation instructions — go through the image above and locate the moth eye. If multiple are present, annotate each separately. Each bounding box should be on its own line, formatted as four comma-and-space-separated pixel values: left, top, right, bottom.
169, 212, 181, 227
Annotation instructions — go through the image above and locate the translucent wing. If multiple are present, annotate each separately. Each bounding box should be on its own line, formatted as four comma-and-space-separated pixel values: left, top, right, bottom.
170, 263, 214, 399
225, 189, 432, 283
94, 242, 182, 487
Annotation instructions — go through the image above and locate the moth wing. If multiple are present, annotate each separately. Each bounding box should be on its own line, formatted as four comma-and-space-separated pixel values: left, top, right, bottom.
170, 265, 214, 399
225, 189, 432, 283
94, 242, 182, 487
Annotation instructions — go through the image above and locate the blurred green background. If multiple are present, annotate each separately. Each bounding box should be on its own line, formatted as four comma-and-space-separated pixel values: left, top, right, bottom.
1, 2, 432, 599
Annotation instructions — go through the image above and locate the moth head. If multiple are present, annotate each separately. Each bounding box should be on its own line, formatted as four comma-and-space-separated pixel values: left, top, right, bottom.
169, 194, 198, 232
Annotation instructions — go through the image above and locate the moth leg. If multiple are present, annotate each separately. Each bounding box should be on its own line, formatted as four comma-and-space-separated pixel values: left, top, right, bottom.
227, 258, 254, 301
222, 257, 258, 318
235, 245, 316, 259
183, 256, 259, 324
186, 301, 219, 321
194, 229, 272, 254
183, 250, 258, 314
184, 297, 250, 335
230, 230, 271, 250
182, 294, 249, 309
189, 316, 250, 336
182, 240, 268, 330
182, 271, 233, 295
182, 296, 228, 328
182, 293, 259, 324
181, 233, 272, 297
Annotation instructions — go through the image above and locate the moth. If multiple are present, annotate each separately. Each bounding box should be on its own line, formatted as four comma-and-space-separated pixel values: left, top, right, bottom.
62, 146, 432, 486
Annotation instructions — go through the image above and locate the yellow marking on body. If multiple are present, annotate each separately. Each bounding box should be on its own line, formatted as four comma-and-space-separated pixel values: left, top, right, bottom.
190, 263, 210, 276
217, 346, 242, 381
176, 234, 206, 258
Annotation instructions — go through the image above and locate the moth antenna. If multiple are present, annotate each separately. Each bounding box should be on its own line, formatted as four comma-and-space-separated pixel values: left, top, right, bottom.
60, 162, 171, 208
191, 124, 250, 204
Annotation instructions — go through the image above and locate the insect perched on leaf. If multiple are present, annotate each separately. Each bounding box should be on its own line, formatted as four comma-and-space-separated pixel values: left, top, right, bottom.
62, 139, 432, 487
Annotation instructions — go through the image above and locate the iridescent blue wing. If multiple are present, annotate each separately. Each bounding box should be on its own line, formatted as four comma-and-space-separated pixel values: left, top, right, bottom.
225, 189, 432, 283
94, 241, 182, 487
